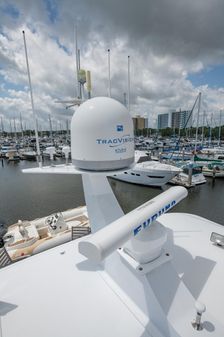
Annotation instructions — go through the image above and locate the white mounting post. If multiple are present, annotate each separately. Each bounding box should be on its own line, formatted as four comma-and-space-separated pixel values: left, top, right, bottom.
62, 146, 70, 165
192, 301, 206, 330
108, 49, 111, 97
127, 55, 131, 112
45, 146, 55, 166
75, 25, 81, 99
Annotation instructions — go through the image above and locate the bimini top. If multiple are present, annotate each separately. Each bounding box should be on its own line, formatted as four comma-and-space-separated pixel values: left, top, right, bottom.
71, 97, 135, 171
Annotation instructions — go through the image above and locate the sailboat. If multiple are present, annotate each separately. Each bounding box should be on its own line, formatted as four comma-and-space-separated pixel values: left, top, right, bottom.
0, 97, 224, 337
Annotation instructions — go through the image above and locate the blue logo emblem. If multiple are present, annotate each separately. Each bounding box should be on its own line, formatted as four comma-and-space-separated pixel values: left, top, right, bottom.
117, 125, 123, 132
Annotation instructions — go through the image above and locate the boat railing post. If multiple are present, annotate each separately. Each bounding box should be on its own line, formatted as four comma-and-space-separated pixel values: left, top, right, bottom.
212, 166, 216, 180
62, 146, 70, 165
192, 302, 206, 331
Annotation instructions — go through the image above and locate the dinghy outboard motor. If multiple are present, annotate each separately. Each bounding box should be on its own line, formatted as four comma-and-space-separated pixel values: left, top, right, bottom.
0, 221, 7, 248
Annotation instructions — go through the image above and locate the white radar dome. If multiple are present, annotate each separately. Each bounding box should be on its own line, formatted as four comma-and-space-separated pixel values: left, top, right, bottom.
71, 97, 134, 171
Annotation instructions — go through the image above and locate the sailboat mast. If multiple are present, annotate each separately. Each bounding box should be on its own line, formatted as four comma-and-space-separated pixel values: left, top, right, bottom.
13, 117, 17, 138
209, 114, 213, 147
10, 119, 12, 135
201, 110, 205, 147
218, 110, 222, 146
1, 117, 4, 134
49, 114, 53, 142
194, 92, 201, 153
20, 112, 24, 138
22, 30, 41, 167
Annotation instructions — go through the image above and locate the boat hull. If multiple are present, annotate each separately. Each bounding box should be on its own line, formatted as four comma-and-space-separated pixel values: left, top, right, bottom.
112, 169, 177, 186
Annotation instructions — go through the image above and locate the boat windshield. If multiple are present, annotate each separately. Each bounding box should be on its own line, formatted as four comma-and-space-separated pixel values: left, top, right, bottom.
183, 166, 202, 175
192, 167, 202, 175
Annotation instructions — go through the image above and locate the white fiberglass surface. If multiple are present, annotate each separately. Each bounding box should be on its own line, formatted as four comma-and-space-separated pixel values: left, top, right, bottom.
137, 162, 179, 172
160, 213, 224, 326
0, 240, 151, 337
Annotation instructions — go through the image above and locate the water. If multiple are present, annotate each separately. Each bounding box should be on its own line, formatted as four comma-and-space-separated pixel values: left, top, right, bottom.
0, 159, 85, 225
111, 178, 224, 225
0, 158, 223, 226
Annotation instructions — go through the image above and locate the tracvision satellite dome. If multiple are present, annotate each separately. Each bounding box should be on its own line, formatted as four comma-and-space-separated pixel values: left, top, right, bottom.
71, 97, 134, 171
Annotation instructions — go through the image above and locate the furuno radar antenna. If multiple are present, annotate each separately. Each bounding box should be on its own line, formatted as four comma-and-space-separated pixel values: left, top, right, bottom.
79, 186, 187, 263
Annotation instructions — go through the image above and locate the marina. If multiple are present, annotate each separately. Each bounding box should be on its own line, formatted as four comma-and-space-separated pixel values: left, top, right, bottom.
1, 96, 224, 337
0, 155, 224, 227
1, 1, 224, 336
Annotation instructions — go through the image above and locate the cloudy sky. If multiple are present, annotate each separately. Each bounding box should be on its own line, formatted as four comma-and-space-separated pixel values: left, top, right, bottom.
1, 0, 224, 131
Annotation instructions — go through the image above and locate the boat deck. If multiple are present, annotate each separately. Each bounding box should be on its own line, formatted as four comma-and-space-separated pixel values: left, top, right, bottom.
0, 213, 224, 336
0, 239, 151, 337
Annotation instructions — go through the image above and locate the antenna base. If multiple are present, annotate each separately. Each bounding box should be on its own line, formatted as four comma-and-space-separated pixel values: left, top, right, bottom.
123, 220, 167, 264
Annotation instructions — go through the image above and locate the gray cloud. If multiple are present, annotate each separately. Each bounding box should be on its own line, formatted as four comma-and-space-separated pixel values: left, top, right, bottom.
51, 0, 224, 63
1, 0, 224, 130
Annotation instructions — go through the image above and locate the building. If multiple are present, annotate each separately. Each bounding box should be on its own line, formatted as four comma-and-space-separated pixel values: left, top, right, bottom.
132, 115, 148, 130
171, 110, 192, 129
157, 113, 169, 129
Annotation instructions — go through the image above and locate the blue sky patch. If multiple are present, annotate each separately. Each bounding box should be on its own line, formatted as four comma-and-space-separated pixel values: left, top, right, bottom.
188, 64, 224, 88
0, 75, 25, 97
1, 3, 19, 19
44, 0, 58, 23
51, 35, 70, 54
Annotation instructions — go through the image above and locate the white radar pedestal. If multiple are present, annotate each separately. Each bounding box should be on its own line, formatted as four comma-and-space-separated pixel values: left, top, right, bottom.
124, 221, 167, 264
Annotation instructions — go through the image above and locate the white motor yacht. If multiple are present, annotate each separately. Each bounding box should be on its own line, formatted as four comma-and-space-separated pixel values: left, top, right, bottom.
0, 97, 224, 337
111, 151, 182, 186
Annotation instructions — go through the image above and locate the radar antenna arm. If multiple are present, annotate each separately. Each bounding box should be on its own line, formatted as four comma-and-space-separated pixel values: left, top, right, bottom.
79, 186, 188, 263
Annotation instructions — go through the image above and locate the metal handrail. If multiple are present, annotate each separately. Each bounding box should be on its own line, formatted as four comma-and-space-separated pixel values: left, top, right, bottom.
0, 246, 12, 268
